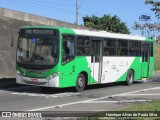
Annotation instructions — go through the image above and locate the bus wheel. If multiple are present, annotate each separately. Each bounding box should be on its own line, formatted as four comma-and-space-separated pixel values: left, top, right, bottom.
126, 70, 134, 85
76, 73, 86, 92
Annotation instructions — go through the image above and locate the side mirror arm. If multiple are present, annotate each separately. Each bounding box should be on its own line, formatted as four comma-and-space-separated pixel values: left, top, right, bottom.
11, 33, 14, 47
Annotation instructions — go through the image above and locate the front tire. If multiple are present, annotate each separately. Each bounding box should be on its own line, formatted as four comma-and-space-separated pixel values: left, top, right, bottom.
75, 73, 86, 92
126, 70, 134, 85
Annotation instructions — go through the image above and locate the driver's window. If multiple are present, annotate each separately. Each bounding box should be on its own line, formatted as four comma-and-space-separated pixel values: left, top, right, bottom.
62, 35, 75, 64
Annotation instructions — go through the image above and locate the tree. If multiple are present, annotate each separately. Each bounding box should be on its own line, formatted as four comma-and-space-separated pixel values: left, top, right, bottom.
145, 0, 160, 19
133, 22, 160, 37
156, 35, 160, 42
133, 0, 160, 37
83, 15, 130, 34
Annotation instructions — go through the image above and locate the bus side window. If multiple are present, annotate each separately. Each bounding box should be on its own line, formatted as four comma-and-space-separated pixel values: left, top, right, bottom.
63, 41, 75, 56
77, 36, 90, 56
129, 41, 141, 56
62, 35, 75, 64
103, 38, 116, 56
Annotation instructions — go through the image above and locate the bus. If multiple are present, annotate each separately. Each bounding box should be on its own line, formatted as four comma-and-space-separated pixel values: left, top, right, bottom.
16, 26, 154, 92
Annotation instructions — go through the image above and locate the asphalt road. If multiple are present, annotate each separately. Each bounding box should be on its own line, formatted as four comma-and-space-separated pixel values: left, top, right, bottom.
0, 75, 160, 117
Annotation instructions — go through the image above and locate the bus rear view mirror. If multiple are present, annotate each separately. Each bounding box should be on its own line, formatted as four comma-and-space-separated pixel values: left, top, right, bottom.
11, 33, 14, 47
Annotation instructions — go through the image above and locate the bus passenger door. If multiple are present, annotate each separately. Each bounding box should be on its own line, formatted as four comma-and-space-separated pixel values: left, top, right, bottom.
60, 34, 76, 87
91, 40, 102, 83
141, 44, 150, 78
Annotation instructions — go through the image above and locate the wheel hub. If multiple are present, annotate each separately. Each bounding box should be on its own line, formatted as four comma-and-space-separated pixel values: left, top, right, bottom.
129, 74, 133, 83
78, 77, 84, 88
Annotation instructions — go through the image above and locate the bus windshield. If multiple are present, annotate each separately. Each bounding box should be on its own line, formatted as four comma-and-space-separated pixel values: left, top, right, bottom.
17, 36, 58, 69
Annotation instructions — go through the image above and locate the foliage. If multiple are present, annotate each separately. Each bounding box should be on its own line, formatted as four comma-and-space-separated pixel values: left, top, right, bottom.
133, 0, 160, 37
145, 0, 160, 19
133, 22, 160, 37
156, 35, 160, 41
83, 15, 130, 34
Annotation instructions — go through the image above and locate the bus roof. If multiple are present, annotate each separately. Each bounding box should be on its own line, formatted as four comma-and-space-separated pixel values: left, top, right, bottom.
73, 29, 146, 41
21, 26, 151, 41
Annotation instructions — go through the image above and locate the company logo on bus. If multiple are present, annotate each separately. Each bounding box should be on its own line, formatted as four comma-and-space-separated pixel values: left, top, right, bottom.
139, 14, 151, 21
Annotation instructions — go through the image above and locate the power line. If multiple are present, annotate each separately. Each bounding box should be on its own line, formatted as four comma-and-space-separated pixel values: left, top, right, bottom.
5, 0, 74, 14
79, 0, 85, 8
33, 0, 75, 7
81, 7, 103, 16
4, 0, 104, 24
16, 0, 73, 13
76, 0, 103, 25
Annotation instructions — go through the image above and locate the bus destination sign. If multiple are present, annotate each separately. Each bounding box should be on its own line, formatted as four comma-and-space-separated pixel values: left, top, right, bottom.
20, 29, 59, 36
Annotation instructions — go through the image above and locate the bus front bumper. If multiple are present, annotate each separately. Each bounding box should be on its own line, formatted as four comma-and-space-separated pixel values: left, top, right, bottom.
16, 73, 59, 88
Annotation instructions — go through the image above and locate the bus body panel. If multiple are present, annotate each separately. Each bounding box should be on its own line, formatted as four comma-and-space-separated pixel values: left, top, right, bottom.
101, 57, 135, 83
148, 57, 154, 78
16, 73, 59, 87
58, 56, 93, 87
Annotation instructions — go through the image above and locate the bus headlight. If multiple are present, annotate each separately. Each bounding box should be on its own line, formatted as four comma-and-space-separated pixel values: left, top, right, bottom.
17, 71, 22, 77
47, 72, 59, 80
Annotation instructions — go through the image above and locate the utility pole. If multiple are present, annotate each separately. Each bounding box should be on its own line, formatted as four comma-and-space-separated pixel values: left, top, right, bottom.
76, 0, 79, 25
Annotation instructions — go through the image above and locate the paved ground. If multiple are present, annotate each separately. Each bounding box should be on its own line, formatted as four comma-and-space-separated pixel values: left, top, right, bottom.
0, 75, 160, 119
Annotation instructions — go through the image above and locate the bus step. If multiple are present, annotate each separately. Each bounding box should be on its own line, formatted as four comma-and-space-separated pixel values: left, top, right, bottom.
142, 78, 147, 80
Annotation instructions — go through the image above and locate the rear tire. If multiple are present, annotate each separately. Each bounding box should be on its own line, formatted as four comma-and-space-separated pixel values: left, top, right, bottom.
126, 70, 134, 85
75, 73, 86, 92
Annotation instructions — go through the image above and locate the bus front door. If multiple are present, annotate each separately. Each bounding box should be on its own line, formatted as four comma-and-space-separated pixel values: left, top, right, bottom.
141, 44, 150, 78
91, 40, 102, 83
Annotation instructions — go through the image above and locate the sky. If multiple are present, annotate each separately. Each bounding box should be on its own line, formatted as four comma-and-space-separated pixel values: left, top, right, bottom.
0, 0, 159, 35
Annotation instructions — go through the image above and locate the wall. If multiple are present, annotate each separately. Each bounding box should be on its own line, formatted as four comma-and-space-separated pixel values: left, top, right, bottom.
0, 8, 86, 78
0, 7, 86, 29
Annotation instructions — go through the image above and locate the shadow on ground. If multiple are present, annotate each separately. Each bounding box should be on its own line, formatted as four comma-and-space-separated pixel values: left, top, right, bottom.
0, 78, 144, 95
0, 74, 159, 95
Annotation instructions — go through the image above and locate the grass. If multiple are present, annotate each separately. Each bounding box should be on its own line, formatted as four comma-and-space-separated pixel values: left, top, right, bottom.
78, 100, 160, 120
115, 100, 160, 120
118, 100, 160, 111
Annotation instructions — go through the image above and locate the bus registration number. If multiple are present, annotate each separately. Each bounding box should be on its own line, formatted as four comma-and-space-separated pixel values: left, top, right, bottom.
30, 78, 37, 83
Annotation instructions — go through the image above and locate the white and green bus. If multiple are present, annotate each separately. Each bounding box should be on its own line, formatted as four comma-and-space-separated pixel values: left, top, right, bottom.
16, 26, 154, 92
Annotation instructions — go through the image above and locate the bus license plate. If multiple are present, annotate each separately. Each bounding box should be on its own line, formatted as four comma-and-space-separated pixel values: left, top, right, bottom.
30, 78, 37, 83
